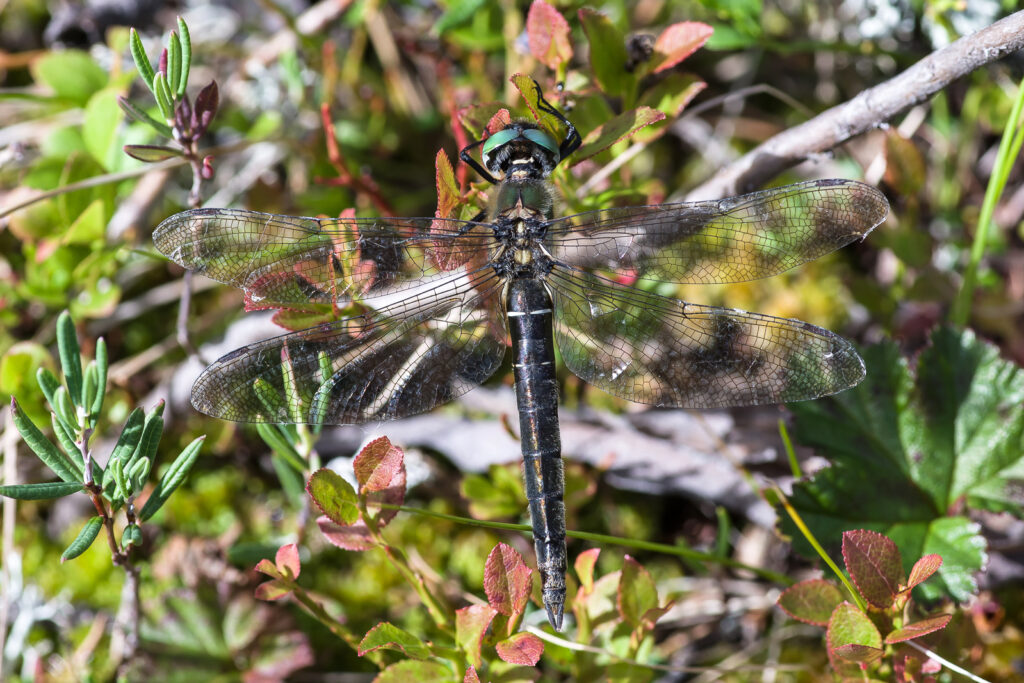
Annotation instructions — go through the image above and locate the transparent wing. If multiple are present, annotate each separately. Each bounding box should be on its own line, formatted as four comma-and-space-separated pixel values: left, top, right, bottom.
547, 266, 864, 408
153, 208, 497, 308
190, 268, 508, 424
545, 179, 888, 284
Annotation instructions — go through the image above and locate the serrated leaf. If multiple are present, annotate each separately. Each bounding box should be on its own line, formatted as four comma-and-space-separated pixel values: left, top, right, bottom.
484, 543, 532, 618
526, 0, 572, 71
456, 604, 496, 670
358, 622, 431, 659
11, 398, 81, 483
62, 516, 103, 561
307, 468, 359, 526
0, 481, 84, 500
578, 9, 632, 101
317, 516, 375, 551
617, 555, 659, 627
843, 529, 904, 609
138, 436, 203, 521
826, 602, 882, 656
777, 579, 844, 626
919, 517, 986, 601
495, 632, 544, 666
906, 554, 943, 591
434, 149, 460, 220
784, 328, 1021, 601
353, 437, 406, 526
573, 107, 665, 164
376, 660, 453, 683
885, 614, 952, 643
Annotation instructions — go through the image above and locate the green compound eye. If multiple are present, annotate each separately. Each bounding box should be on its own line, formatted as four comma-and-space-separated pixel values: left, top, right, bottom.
481, 128, 519, 157
523, 128, 560, 160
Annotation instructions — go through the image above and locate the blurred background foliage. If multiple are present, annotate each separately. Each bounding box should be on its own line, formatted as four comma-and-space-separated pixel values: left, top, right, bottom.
1, 0, 1023, 679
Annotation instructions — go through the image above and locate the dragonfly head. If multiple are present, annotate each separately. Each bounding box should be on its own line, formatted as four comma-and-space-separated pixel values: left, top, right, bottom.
481, 122, 562, 181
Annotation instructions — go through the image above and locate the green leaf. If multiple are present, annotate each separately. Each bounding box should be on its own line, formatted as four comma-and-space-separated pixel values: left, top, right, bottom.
153, 72, 174, 121
167, 32, 182, 102
826, 602, 882, 654
35, 367, 61, 409
307, 468, 359, 526
117, 96, 173, 137
90, 338, 107, 419
52, 412, 80, 459
108, 407, 145, 470
784, 328, 1022, 600
455, 604, 496, 670
56, 310, 83, 406
122, 523, 142, 549
128, 403, 163, 471
83, 89, 124, 169
0, 344, 53, 425
777, 579, 844, 626
918, 517, 987, 601
578, 8, 633, 102
376, 660, 453, 683
0, 481, 84, 500
129, 28, 156, 90
32, 50, 108, 105
254, 422, 305, 475
128, 456, 151, 493
82, 363, 98, 419
62, 516, 103, 561
358, 622, 431, 659
11, 397, 81, 483
63, 199, 106, 245
176, 17, 191, 96
123, 144, 183, 162
617, 555, 659, 628
573, 106, 665, 164
138, 436, 204, 521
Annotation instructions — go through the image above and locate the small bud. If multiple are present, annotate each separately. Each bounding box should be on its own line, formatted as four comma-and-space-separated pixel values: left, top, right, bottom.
158, 47, 168, 75
201, 156, 215, 180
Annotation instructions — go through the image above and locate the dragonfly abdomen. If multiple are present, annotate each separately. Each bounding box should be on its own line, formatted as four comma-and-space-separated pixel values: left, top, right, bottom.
506, 277, 566, 630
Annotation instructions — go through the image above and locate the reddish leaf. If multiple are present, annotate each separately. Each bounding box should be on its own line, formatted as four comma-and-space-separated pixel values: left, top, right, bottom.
574, 548, 600, 594
434, 149, 461, 220
885, 614, 952, 643
778, 579, 845, 626
843, 529, 904, 609
456, 604, 496, 670
353, 436, 403, 492
526, 0, 572, 71
833, 642, 884, 663
573, 107, 665, 164
509, 74, 548, 127
906, 554, 943, 591
275, 543, 301, 579
254, 579, 292, 601
317, 516, 375, 551
358, 622, 431, 659
307, 468, 360, 526
649, 22, 713, 74
484, 543, 533, 618
640, 602, 673, 630
495, 632, 544, 666
254, 558, 283, 580
464, 667, 480, 683
616, 555, 659, 627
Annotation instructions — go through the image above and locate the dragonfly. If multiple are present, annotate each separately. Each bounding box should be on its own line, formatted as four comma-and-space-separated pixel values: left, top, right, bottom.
153, 81, 888, 630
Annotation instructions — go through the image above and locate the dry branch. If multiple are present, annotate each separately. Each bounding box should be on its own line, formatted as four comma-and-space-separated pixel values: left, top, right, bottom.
686, 10, 1024, 200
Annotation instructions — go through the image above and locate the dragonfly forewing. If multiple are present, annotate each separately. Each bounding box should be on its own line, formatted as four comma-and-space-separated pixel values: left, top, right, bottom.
547, 266, 864, 409
546, 179, 888, 285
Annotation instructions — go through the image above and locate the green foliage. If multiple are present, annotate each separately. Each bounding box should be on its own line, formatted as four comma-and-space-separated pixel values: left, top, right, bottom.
784, 327, 1023, 599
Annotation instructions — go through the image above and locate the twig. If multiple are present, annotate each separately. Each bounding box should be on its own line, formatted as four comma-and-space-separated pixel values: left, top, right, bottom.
686, 10, 1024, 200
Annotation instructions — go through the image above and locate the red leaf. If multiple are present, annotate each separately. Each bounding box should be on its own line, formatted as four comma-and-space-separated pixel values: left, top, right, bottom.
464, 667, 480, 683
486, 108, 512, 135
484, 543, 533, 618
650, 22, 713, 74
455, 604, 496, 670
254, 579, 292, 601
906, 554, 943, 591
526, 0, 572, 71
275, 543, 301, 579
254, 558, 283, 580
495, 632, 544, 666
833, 643, 884, 663
885, 614, 952, 643
317, 516, 375, 551
843, 529, 904, 609
778, 579, 844, 626
574, 548, 600, 594
354, 437, 404, 492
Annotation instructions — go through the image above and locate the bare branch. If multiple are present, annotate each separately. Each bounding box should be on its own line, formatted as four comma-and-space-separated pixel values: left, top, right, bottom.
686, 10, 1024, 200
